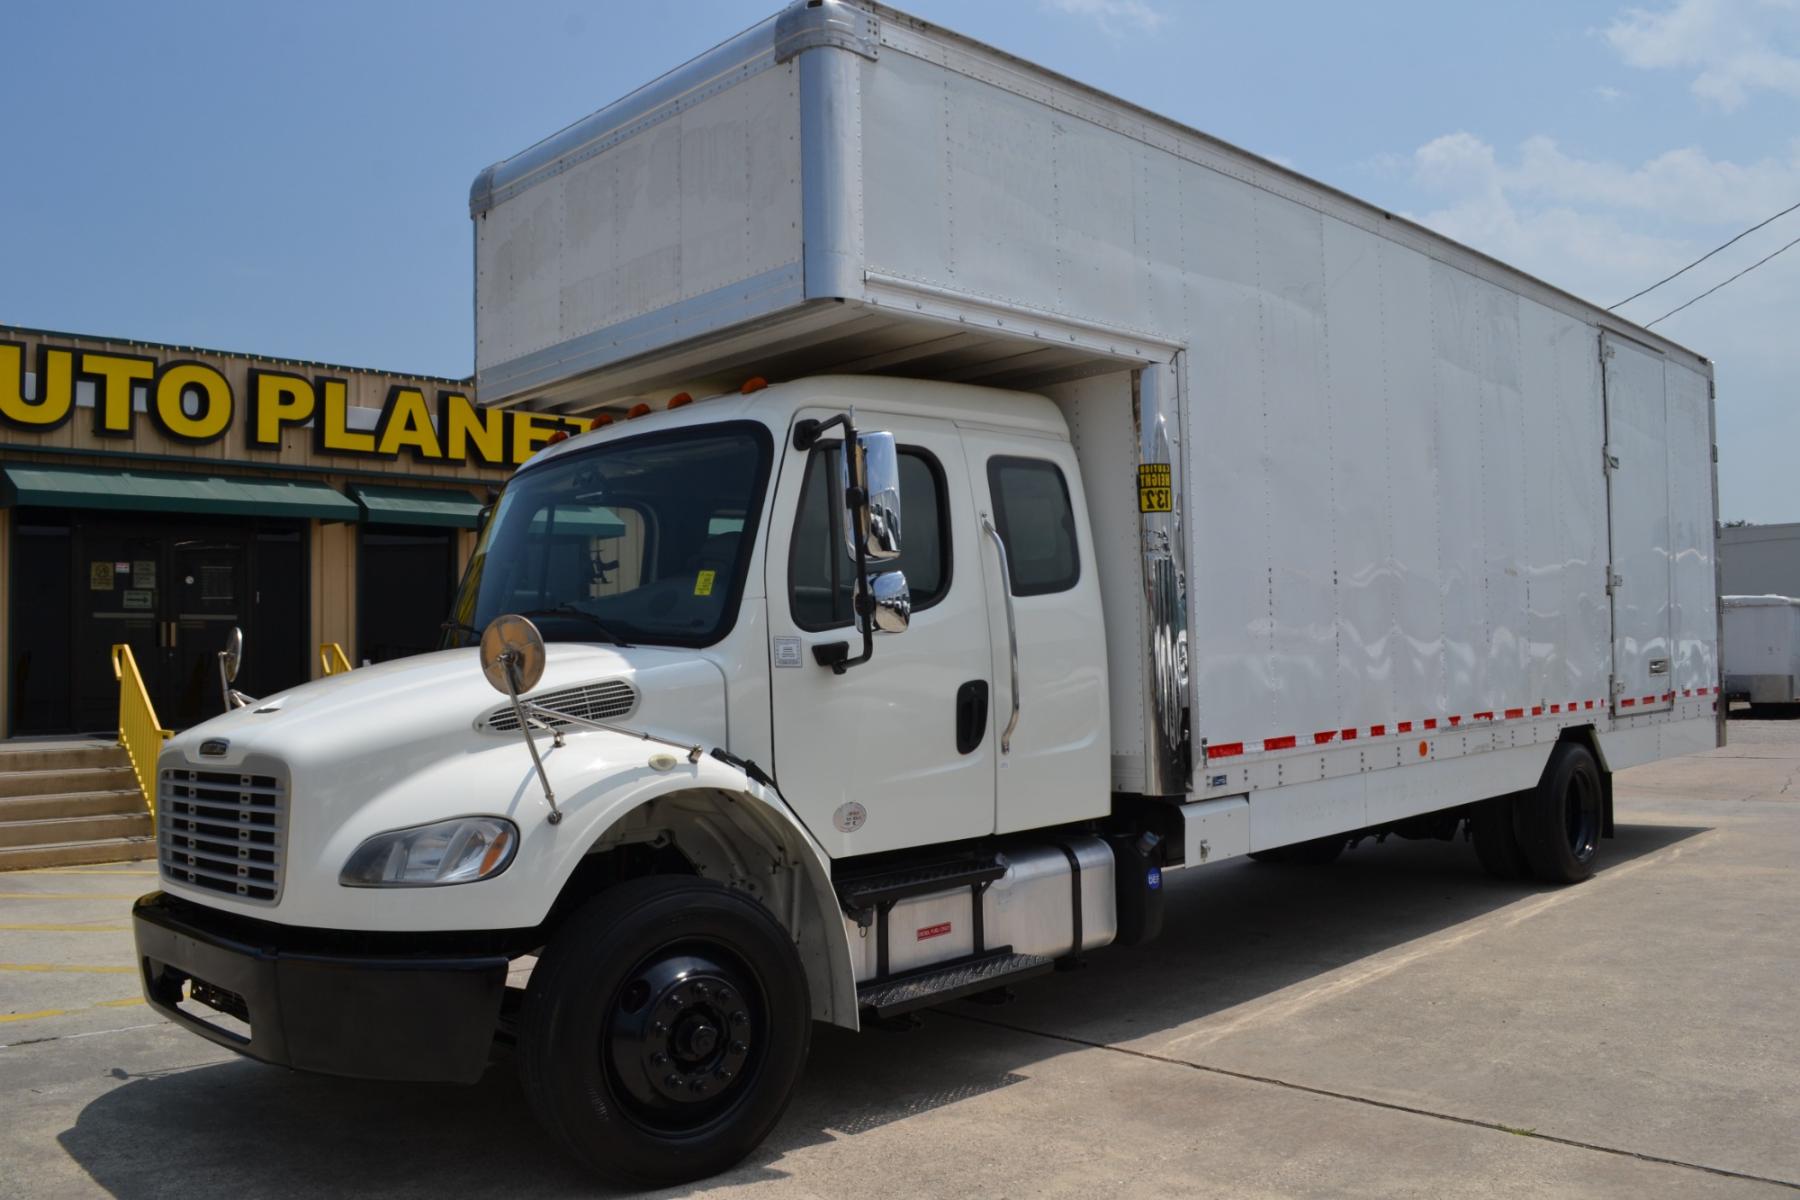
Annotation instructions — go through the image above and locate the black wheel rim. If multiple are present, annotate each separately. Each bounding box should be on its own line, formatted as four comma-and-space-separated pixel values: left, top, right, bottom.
1565, 769, 1600, 864
603, 943, 764, 1134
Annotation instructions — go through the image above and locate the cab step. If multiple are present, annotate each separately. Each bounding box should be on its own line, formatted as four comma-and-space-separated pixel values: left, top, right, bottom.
857, 949, 1054, 1020
834, 852, 1007, 912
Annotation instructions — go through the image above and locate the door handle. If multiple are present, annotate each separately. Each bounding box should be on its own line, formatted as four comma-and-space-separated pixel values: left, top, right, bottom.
980, 515, 1020, 754
955, 681, 989, 755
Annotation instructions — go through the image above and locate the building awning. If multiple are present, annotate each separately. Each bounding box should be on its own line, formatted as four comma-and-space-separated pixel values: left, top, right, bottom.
349, 484, 486, 529
0, 464, 361, 521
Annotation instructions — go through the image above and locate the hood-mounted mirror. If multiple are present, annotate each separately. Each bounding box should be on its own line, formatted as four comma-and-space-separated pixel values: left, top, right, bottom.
479, 614, 561, 824
218, 627, 257, 712
480, 613, 547, 696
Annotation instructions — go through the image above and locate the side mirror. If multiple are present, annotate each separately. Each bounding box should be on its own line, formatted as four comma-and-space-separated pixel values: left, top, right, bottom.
869, 570, 910, 633
221, 627, 243, 683
218, 626, 257, 712
841, 431, 902, 562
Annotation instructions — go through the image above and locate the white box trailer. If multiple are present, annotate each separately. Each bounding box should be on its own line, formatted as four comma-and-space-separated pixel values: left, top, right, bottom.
1723, 594, 1800, 707
135, 1, 1723, 1186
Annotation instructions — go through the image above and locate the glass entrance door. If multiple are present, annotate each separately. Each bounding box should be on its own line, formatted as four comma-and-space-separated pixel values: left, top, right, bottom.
168, 537, 247, 728
72, 524, 251, 731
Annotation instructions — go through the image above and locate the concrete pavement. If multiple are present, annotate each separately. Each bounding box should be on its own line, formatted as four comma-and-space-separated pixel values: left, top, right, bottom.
2, 721, 1795, 1197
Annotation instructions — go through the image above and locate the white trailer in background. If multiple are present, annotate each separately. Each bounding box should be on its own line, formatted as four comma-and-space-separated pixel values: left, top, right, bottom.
135, 1, 1723, 1186
1723, 595, 1800, 708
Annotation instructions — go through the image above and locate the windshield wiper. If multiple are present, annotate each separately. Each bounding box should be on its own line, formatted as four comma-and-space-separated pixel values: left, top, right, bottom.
517, 605, 632, 648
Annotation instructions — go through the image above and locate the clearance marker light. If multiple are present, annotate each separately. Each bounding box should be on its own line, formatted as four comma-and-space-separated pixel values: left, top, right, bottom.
626, 403, 652, 419
590, 413, 614, 429
740, 376, 768, 395
667, 392, 693, 409
545, 430, 570, 446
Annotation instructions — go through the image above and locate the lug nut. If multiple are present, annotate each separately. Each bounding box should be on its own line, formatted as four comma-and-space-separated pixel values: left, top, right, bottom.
652, 1021, 667, 1034
665, 1074, 683, 1088
731, 1040, 747, 1054
652, 1052, 669, 1065
691, 1079, 709, 1094
715, 988, 732, 1003
692, 982, 709, 997
717, 1068, 733, 1082
731, 1010, 747, 1025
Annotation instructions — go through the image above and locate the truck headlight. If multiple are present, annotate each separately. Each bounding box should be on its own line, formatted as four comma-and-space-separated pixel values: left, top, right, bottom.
339, 817, 519, 887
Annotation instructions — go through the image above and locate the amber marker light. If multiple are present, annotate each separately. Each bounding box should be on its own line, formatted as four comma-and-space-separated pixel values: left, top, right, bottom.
626, 403, 652, 419
740, 376, 768, 394
667, 392, 693, 409
590, 413, 614, 429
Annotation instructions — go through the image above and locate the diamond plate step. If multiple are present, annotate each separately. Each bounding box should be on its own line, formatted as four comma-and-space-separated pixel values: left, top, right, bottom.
857, 950, 1054, 1019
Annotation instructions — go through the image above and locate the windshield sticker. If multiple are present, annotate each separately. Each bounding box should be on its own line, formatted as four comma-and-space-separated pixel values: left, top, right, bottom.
693, 569, 716, 597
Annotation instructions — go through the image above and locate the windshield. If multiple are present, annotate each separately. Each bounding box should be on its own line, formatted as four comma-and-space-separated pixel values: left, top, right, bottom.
445, 422, 773, 648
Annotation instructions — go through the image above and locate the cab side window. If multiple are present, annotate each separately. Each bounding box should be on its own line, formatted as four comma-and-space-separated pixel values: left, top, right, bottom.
790, 446, 949, 629
987, 456, 1079, 596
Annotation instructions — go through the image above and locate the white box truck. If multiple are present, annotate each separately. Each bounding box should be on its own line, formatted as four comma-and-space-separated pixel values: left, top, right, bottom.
1723, 594, 1800, 708
134, 1, 1723, 1185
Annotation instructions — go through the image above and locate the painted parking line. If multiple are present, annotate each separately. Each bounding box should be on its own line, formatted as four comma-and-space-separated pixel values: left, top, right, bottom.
10, 869, 157, 876
0, 962, 135, 974
0, 997, 145, 1026
0, 924, 131, 932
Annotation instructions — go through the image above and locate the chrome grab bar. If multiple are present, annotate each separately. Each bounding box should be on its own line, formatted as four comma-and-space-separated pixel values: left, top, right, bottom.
981, 515, 1021, 754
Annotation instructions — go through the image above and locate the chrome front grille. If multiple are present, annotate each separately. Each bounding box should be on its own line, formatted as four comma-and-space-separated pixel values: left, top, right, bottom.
484, 679, 637, 732
159, 766, 287, 905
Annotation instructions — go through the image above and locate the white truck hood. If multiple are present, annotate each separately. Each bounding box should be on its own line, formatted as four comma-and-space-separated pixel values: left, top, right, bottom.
155, 644, 731, 925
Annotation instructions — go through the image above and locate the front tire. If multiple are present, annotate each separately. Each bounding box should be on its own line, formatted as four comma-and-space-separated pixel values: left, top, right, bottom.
1513, 743, 1604, 884
519, 876, 811, 1187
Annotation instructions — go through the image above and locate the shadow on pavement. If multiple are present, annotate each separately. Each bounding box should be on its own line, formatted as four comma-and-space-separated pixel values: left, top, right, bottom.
57, 822, 1705, 1197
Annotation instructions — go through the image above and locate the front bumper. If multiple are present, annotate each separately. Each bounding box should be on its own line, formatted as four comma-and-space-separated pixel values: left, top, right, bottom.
133, 892, 509, 1084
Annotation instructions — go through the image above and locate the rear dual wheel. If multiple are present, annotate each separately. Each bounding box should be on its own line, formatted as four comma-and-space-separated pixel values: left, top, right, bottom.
519, 876, 810, 1188
1471, 742, 1603, 884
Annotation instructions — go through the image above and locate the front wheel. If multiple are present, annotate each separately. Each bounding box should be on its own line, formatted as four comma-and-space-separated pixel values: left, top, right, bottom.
519, 876, 811, 1187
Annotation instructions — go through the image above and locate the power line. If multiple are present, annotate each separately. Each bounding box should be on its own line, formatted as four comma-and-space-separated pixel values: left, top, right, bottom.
1644, 230, 1800, 328
1608, 197, 1800, 310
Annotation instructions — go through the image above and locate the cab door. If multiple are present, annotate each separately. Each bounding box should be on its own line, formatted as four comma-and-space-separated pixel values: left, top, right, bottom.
765, 409, 996, 857
959, 429, 1110, 833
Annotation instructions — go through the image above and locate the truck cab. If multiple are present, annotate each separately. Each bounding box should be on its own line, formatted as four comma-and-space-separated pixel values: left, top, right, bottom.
133, 376, 1126, 1186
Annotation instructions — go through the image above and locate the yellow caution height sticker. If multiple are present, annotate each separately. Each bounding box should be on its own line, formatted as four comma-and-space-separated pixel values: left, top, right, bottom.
1138, 463, 1172, 513
694, 569, 716, 597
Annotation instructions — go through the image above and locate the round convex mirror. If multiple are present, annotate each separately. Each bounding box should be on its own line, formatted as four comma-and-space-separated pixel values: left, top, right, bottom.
221, 627, 244, 683
480, 614, 547, 696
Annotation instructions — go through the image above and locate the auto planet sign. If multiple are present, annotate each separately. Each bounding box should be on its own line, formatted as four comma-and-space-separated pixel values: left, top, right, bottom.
0, 339, 583, 467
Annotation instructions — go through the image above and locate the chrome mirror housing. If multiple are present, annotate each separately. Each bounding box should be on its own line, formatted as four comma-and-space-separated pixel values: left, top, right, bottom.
869, 569, 910, 634
841, 431, 902, 562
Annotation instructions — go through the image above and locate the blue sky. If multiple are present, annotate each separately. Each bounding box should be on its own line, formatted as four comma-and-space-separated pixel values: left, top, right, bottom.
2, 0, 1795, 519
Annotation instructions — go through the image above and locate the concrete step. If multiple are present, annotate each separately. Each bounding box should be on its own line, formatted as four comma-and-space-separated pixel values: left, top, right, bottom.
0, 789, 147, 822
0, 812, 153, 849
0, 836, 156, 870
0, 766, 139, 799
0, 743, 132, 772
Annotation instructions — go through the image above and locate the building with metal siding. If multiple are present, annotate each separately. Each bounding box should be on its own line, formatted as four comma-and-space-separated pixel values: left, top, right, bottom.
0, 325, 579, 735
1720, 523, 1800, 600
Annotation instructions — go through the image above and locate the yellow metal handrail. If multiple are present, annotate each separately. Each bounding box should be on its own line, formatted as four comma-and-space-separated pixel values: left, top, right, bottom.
111, 644, 172, 834
320, 642, 354, 676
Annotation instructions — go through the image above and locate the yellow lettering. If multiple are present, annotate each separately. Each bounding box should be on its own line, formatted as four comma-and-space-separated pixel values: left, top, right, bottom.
510, 410, 578, 465
375, 387, 444, 460
247, 370, 315, 449
80, 352, 155, 437
314, 378, 375, 455
152, 361, 233, 443
0, 343, 74, 429
440, 392, 506, 466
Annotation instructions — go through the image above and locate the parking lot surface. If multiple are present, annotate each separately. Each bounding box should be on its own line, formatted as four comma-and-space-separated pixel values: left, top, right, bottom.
3, 719, 1796, 1198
